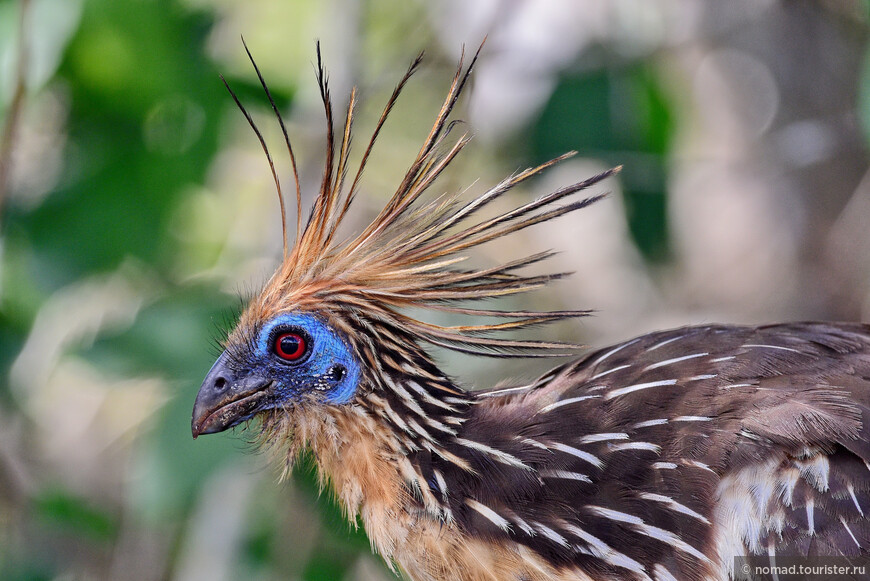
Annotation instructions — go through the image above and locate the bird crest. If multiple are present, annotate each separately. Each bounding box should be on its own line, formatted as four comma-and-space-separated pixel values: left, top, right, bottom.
196, 44, 870, 581
225, 41, 618, 361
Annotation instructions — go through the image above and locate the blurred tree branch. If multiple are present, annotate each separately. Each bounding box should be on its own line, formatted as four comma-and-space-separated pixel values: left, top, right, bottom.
0, 0, 31, 221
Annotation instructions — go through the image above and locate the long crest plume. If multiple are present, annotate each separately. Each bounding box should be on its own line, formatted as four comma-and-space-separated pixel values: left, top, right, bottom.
225, 40, 620, 358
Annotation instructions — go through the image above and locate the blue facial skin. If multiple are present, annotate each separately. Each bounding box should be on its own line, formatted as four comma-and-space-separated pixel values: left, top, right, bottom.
254, 313, 362, 405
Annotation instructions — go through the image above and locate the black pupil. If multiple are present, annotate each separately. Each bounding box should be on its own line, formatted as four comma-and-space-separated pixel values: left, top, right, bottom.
280, 335, 301, 356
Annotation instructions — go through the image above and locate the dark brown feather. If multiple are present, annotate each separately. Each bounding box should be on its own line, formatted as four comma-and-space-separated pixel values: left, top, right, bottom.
213, 44, 870, 581
410, 322, 870, 579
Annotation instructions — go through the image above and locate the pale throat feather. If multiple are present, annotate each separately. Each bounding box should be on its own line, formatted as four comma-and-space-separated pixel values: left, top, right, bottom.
271, 398, 448, 563
269, 396, 596, 581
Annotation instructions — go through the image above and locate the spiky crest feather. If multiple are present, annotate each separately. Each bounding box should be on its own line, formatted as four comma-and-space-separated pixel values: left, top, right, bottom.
206, 44, 870, 581
225, 41, 619, 360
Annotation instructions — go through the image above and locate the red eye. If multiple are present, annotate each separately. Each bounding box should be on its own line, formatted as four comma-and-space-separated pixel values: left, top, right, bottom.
274, 332, 307, 361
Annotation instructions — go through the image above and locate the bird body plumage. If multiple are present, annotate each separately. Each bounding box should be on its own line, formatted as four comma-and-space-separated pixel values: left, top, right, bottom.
192, 43, 870, 580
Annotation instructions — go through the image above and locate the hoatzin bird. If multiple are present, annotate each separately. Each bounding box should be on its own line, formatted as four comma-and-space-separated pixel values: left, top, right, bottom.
192, 43, 870, 580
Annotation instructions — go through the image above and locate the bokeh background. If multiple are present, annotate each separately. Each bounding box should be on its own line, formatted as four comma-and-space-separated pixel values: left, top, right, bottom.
2, 0, 870, 579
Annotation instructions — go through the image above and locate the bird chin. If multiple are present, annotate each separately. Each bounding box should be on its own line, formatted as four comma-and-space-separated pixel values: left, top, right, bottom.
192, 383, 274, 438
254, 407, 297, 444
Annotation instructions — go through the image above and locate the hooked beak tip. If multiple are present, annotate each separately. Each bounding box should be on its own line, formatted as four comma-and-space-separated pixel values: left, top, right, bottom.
192, 352, 274, 439
191, 420, 201, 439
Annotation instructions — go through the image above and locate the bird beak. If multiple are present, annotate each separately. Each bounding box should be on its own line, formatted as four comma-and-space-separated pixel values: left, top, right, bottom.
191, 351, 274, 438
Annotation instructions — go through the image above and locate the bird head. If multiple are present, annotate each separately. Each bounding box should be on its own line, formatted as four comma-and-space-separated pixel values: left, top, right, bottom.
192, 310, 362, 436
191, 41, 617, 442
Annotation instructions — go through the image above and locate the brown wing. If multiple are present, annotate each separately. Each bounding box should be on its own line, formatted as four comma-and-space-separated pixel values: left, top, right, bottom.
450, 322, 870, 580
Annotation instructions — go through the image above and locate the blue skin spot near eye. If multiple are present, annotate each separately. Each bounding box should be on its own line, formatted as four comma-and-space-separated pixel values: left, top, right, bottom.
258, 313, 361, 404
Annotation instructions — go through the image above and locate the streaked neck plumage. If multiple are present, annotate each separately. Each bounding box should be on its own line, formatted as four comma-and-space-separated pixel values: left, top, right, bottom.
205, 41, 627, 581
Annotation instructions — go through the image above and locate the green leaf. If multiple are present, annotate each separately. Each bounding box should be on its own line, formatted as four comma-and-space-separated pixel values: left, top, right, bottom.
531, 63, 675, 262
32, 488, 117, 541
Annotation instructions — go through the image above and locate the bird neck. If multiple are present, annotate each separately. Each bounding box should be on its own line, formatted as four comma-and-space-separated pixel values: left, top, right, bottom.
349, 320, 478, 470
283, 365, 469, 555
283, 333, 473, 507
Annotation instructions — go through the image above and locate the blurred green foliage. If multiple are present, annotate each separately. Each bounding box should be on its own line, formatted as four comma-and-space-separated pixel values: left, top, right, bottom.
532, 65, 673, 262
19, 0, 222, 282
4, 1, 870, 578
0, 0, 684, 579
